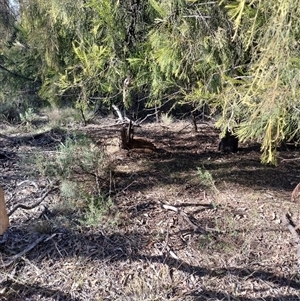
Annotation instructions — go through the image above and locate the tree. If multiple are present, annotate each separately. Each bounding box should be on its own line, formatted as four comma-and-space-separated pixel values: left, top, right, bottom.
213, 0, 300, 164
58, 0, 153, 114
3, 0, 300, 164
0, 0, 33, 105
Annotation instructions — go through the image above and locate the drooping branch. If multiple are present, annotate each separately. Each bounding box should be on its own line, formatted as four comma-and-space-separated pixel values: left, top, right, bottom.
0, 63, 39, 82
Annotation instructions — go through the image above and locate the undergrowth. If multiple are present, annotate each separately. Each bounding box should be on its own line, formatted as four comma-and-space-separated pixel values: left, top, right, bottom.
33, 132, 114, 226
196, 166, 216, 190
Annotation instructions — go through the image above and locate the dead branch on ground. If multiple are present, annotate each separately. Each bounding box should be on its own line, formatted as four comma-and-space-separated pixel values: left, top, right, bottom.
282, 213, 300, 274
8, 186, 57, 217
0, 234, 51, 268
160, 203, 207, 234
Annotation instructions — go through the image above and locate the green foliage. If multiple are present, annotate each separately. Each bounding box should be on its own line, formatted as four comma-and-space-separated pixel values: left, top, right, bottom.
217, 0, 300, 164
196, 166, 216, 190
3, 0, 300, 163
59, 180, 79, 200
82, 195, 114, 226
34, 132, 114, 225
58, 41, 112, 106
34, 134, 106, 181
19, 107, 36, 126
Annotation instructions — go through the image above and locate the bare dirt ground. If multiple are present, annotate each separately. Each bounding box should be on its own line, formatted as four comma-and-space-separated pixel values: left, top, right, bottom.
1, 118, 300, 300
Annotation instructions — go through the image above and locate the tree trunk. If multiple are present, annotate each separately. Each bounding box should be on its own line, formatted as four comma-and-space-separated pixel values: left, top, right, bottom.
0, 187, 9, 235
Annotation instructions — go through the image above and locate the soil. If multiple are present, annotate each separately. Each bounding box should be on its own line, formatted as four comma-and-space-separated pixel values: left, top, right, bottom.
1, 118, 300, 300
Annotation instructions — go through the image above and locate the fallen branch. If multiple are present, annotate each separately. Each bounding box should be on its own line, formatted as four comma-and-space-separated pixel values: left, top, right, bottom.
160, 203, 206, 234
8, 187, 57, 217
279, 157, 300, 163
17, 180, 39, 190
115, 181, 136, 197
282, 213, 300, 274
176, 123, 192, 134
0, 234, 49, 268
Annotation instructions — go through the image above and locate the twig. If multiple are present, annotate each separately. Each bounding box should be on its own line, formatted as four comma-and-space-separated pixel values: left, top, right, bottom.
176, 123, 192, 134
112, 104, 124, 122
166, 244, 179, 260
160, 203, 206, 234
282, 213, 300, 274
89, 91, 121, 101
109, 170, 113, 198
279, 157, 300, 163
17, 180, 39, 190
114, 181, 136, 197
292, 105, 300, 114
136, 111, 160, 124
161, 203, 180, 213
8, 187, 57, 217
0, 234, 48, 268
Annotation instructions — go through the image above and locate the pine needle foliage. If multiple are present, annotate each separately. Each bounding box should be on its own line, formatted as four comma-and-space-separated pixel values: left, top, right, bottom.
217, 0, 300, 164
140, 0, 240, 108
3, 0, 300, 163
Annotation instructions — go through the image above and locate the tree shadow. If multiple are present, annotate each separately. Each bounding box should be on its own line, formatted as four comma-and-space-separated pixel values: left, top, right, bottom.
1, 220, 299, 299
1, 121, 300, 299
1, 281, 81, 301
112, 146, 297, 196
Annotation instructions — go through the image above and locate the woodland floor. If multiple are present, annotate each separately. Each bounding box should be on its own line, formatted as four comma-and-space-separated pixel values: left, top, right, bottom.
1, 117, 300, 300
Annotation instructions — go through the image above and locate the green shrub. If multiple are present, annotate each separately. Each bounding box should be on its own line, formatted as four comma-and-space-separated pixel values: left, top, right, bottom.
196, 166, 216, 190
82, 195, 114, 226
35, 134, 105, 179
19, 107, 36, 126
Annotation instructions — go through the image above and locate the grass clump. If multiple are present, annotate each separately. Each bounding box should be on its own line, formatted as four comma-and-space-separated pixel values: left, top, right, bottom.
160, 113, 174, 125
59, 180, 79, 200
